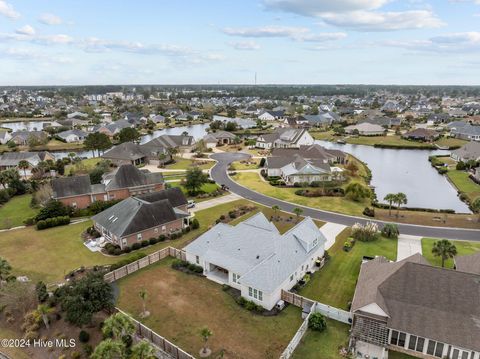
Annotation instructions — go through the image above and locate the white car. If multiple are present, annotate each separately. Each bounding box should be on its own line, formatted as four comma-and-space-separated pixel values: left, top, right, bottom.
187, 200, 196, 208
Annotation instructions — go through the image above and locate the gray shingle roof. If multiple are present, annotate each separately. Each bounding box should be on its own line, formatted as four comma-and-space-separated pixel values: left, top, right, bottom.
454, 251, 480, 275
103, 164, 163, 190
52, 175, 92, 198
102, 142, 147, 161
137, 187, 187, 208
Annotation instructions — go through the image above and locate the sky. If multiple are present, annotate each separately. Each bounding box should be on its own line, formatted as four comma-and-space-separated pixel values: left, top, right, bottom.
0, 0, 480, 86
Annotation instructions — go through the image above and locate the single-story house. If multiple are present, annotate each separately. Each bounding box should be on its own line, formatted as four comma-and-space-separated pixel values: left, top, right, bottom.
359, 117, 402, 128
57, 129, 88, 143
52, 164, 165, 209
402, 128, 440, 142
10, 130, 48, 146
267, 155, 334, 185
454, 251, 480, 275
256, 128, 314, 149
202, 131, 237, 148
141, 134, 196, 153
258, 110, 286, 121
102, 142, 149, 166
450, 141, 480, 162
92, 188, 189, 249
0, 151, 54, 176
94, 120, 133, 138
296, 112, 342, 127
350, 253, 480, 359
184, 213, 326, 310
448, 121, 480, 141
345, 123, 385, 136
271, 144, 347, 165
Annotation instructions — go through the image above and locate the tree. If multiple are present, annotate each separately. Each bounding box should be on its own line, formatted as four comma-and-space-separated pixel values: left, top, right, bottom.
233, 136, 241, 145
472, 198, 480, 222
345, 183, 371, 202
91, 338, 125, 359
35, 304, 54, 329
118, 127, 140, 144
381, 223, 399, 239
0, 281, 36, 315
384, 193, 397, 216
432, 239, 457, 268
35, 200, 70, 221
102, 312, 135, 340
394, 192, 407, 217
272, 205, 279, 218
184, 167, 208, 195
293, 207, 303, 222
199, 326, 213, 356
308, 312, 327, 332
18, 160, 30, 179
0, 257, 12, 287
84, 133, 112, 157
35, 281, 48, 302
225, 121, 238, 132
131, 340, 156, 359
139, 288, 148, 317
345, 161, 359, 177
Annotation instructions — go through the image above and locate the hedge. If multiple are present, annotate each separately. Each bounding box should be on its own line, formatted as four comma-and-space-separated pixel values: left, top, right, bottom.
36, 216, 70, 230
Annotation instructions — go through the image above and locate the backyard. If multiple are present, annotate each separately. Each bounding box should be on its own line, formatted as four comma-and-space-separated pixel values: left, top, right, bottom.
116, 258, 303, 359
0, 194, 38, 229
421, 238, 480, 268
291, 320, 350, 359
446, 169, 480, 203
299, 228, 398, 309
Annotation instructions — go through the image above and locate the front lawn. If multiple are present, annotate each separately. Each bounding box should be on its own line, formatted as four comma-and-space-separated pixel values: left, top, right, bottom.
421, 238, 480, 269
65, 157, 103, 175
165, 157, 215, 170
230, 158, 261, 170
0, 194, 38, 229
116, 258, 303, 359
291, 320, 350, 359
299, 229, 397, 309
232, 172, 369, 216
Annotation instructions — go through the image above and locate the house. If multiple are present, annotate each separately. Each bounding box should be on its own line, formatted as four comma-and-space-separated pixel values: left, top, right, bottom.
0, 151, 54, 176
141, 134, 195, 153
52, 164, 165, 209
454, 251, 480, 275
0, 130, 12, 144
350, 254, 480, 359
57, 129, 88, 143
359, 117, 402, 128
102, 142, 149, 166
344, 123, 385, 136
202, 131, 237, 148
270, 144, 347, 166
427, 113, 451, 125
267, 155, 334, 185
212, 115, 256, 129
381, 100, 403, 113
256, 128, 314, 149
184, 213, 326, 310
448, 121, 480, 141
10, 131, 48, 145
67, 111, 88, 119
150, 114, 165, 123
297, 112, 342, 127
402, 128, 439, 142
94, 120, 133, 138
92, 188, 189, 249
258, 110, 286, 121
450, 141, 480, 162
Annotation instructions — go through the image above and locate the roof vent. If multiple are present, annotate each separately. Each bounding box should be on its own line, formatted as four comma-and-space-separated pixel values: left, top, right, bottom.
256, 255, 260, 259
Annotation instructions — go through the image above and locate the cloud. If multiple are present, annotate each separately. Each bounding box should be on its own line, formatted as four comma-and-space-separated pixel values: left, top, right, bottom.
15, 25, 36, 36
38, 13, 63, 25
383, 32, 480, 53
264, 0, 389, 15
0, 0, 19, 19
2, 47, 73, 64
222, 25, 346, 42
228, 41, 261, 50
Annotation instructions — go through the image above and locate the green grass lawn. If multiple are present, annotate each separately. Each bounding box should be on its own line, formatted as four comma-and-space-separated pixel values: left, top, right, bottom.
389, 351, 419, 359
230, 158, 261, 170
421, 238, 480, 269
446, 170, 480, 203
165, 157, 215, 170
232, 172, 369, 216
117, 258, 303, 359
299, 229, 397, 309
0, 194, 39, 229
65, 157, 103, 175
291, 320, 350, 359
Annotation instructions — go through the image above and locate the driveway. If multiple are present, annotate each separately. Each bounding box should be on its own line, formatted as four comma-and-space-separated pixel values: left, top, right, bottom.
320, 222, 347, 250
210, 152, 480, 241
190, 193, 242, 213
397, 235, 423, 261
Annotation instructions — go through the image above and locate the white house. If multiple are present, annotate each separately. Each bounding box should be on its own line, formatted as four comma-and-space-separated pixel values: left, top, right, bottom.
57, 129, 88, 143
0, 130, 12, 145
256, 128, 314, 149
184, 213, 326, 310
258, 110, 286, 121
345, 122, 385, 136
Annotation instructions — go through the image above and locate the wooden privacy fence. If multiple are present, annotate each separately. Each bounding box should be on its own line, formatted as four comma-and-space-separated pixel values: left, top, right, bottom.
104, 246, 186, 283
281, 290, 353, 324
116, 308, 195, 359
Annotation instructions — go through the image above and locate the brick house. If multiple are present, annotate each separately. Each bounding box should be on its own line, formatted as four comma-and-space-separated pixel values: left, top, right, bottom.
91, 188, 189, 249
52, 164, 164, 209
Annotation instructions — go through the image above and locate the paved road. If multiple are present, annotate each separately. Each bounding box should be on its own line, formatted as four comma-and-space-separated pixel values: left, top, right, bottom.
210, 152, 480, 241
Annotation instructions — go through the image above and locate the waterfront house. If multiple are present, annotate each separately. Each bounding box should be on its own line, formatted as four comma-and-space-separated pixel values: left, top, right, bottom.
258, 110, 287, 121
448, 121, 480, 141
0, 130, 12, 144
345, 123, 385, 136
256, 128, 314, 149
350, 254, 480, 359
450, 141, 480, 162
402, 128, 439, 142
10, 130, 48, 146
92, 188, 189, 249
0, 151, 54, 176
102, 142, 148, 166
57, 129, 88, 143
202, 131, 237, 148
52, 164, 165, 208
184, 213, 326, 310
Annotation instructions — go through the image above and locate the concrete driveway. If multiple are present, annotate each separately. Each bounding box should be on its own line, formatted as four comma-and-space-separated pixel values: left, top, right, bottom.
320, 222, 347, 250
190, 193, 242, 213
397, 235, 423, 261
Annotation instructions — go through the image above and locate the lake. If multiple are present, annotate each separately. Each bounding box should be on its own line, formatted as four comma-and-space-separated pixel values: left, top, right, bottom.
316, 140, 471, 213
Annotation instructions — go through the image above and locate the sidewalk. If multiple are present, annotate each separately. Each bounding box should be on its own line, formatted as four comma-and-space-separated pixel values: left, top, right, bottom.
397, 234, 423, 261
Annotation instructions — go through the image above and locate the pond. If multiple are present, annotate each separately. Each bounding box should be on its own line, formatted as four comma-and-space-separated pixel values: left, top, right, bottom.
316, 140, 471, 213
1, 120, 55, 131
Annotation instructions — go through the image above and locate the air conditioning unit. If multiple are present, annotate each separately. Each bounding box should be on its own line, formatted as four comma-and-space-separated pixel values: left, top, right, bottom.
275, 300, 285, 311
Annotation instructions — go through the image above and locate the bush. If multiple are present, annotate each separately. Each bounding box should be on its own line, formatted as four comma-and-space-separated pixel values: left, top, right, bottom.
35, 281, 48, 302
109, 252, 147, 271
351, 222, 379, 242
363, 207, 375, 217
35, 200, 70, 222
308, 312, 327, 332
158, 234, 166, 242
191, 218, 200, 230
141, 240, 149, 247
113, 248, 122, 256
228, 211, 237, 219
36, 215, 70, 230
78, 330, 90, 343
131, 242, 141, 250
149, 238, 158, 245
456, 161, 466, 171
123, 246, 132, 253
381, 223, 399, 239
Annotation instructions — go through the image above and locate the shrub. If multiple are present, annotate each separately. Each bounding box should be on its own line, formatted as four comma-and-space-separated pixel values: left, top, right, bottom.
158, 234, 166, 242
381, 223, 400, 239
190, 218, 200, 229
363, 207, 375, 217
113, 248, 122, 256
35, 200, 70, 222
170, 233, 178, 240
351, 222, 379, 242
35, 281, 48, 302
83, 344, 93, 356
308, 312, 327, 332
219, 215, 226, 220
149, 238, 158, 245
36, 216, 70, 230
78, 330, 90, 343
228, 211, 237, 219
456, 161, 466, 170
131, 242, 141, 250
123, 246, 132, 253
109, 252, 147, 271
141, 240, 149, 247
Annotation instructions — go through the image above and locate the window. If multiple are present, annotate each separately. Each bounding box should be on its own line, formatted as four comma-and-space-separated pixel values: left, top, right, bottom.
408, 336, 417, 351
290, 274, 294, 281
427, 340, 436, 355
195, 256, 199, 264
258, 291, 263, 301
162, 225, 166, 232
154, 228, 159, 233
434, 343, 444, 358
137, 233, 142, 241
390, 331, 399, 346
249, 287, 253, 297
248, 287, 263, 301
416, 337, 425, 352
398, 332, 406, 347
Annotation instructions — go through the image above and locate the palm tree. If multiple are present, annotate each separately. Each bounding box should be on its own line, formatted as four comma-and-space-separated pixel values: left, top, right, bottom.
102, 312, 136, 340
0, 257, 12, 288
91, 338, 125, 359
394, 192, 407, 217
384, 193, 396, 216
472, 198, 480, 222
199, 326, 213, 356
131, 339, 156, 359
271, 205, 280, 220
36, 304, 55, 329
293, 207, 303, 223
17, 160, 30, 179
139, 288, 148, 317
432, 239, 457, 268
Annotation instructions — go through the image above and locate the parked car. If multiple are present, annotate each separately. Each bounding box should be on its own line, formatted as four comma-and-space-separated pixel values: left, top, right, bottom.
187, 200, 196, 208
